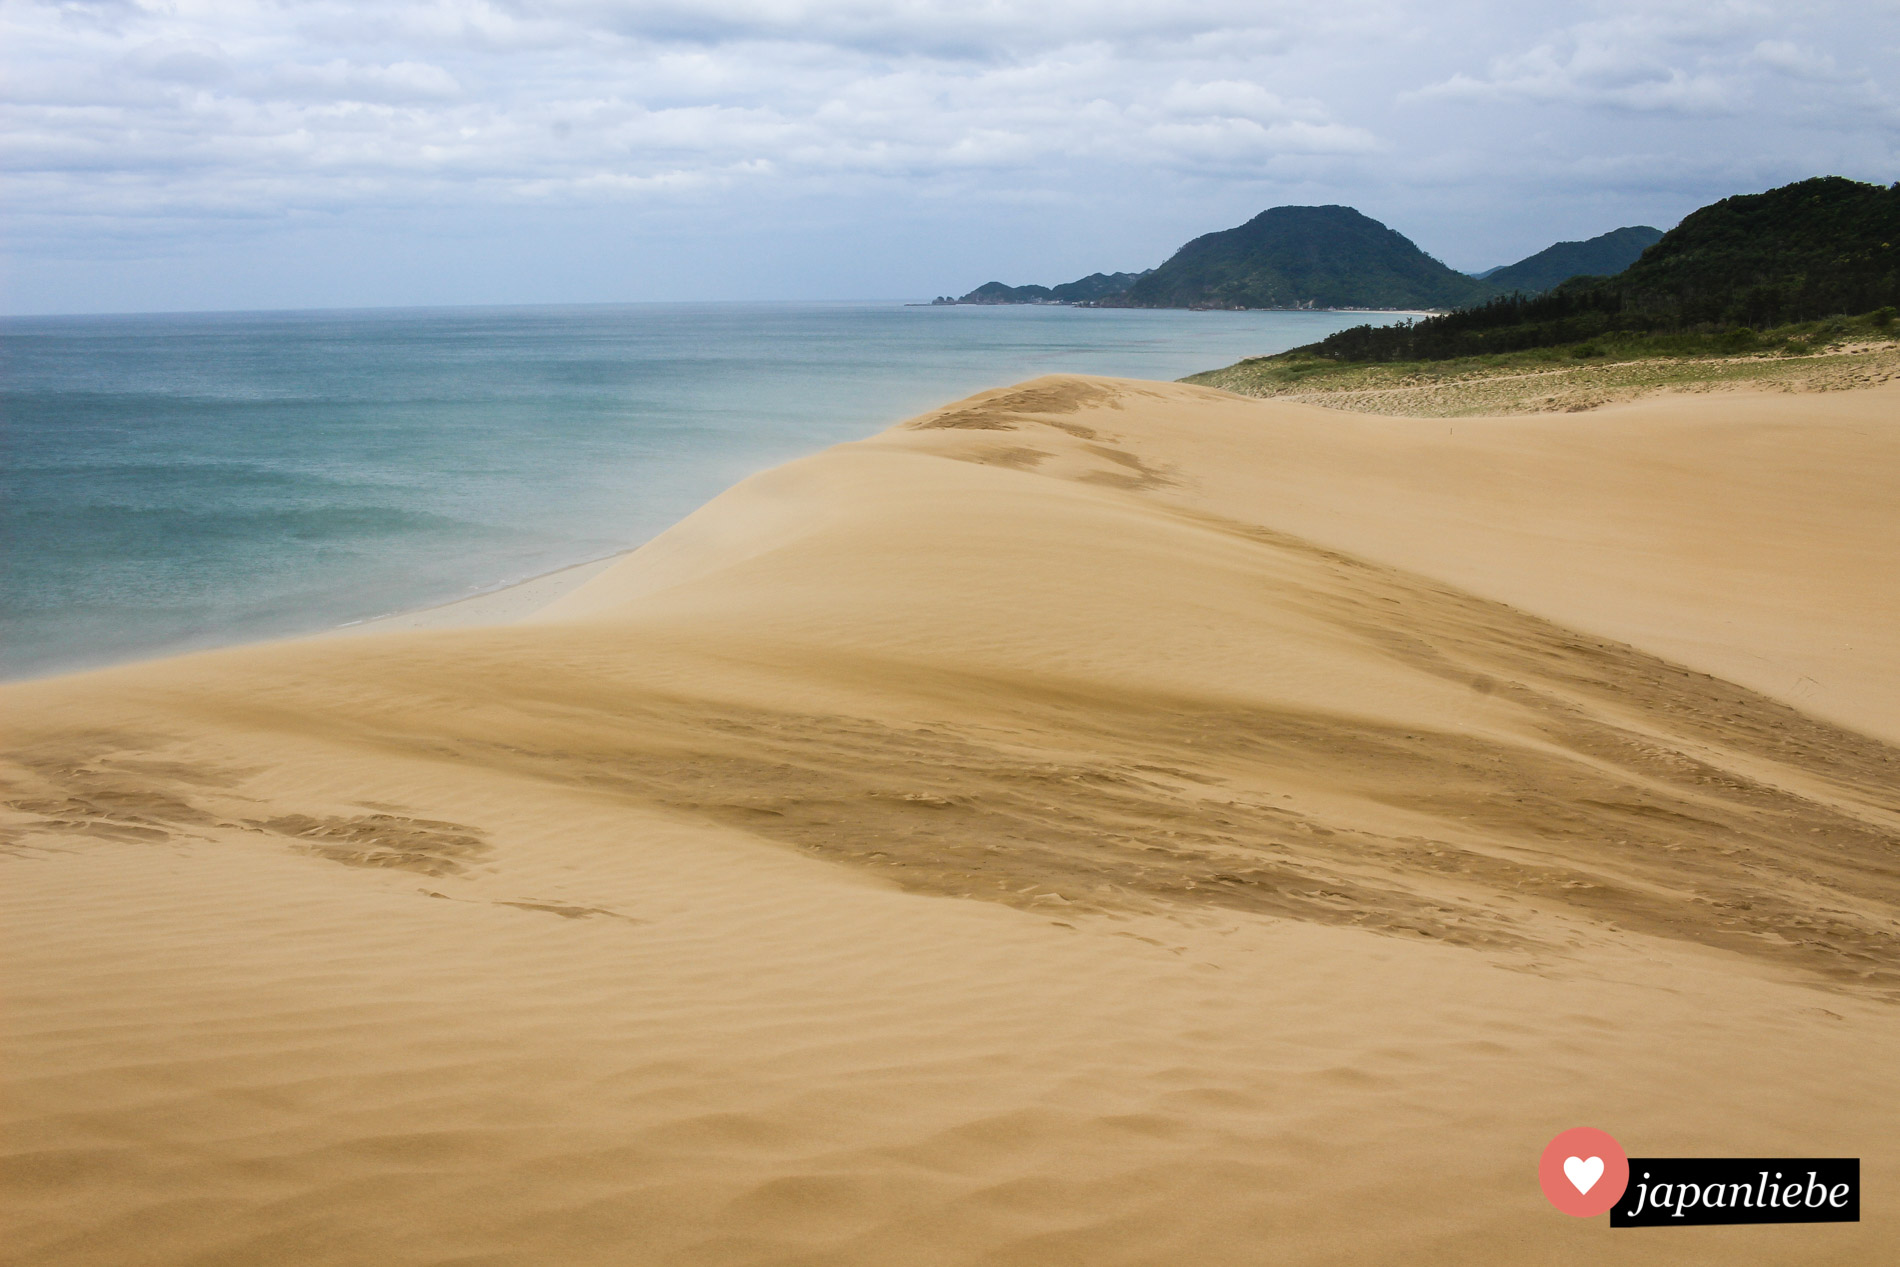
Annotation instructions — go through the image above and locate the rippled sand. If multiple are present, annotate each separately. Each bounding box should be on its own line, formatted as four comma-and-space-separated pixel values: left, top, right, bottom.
5, 377, 1897, 1264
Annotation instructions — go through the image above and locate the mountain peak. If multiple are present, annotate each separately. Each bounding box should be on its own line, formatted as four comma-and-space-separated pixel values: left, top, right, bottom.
1483, 225, 1665, 295
1112, 204, 1492, 310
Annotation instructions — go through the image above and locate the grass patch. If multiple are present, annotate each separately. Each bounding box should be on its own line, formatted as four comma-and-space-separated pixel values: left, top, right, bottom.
1183, 312, 1900, 417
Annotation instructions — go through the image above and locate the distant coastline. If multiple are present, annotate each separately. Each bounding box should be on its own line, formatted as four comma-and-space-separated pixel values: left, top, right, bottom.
927, 296, 1443, 315
938, 208, 1662, 312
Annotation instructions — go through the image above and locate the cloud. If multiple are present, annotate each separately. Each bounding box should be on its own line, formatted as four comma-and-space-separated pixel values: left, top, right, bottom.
122, 39, 233, 85
1408, 13, 1749, 114
1748, 39, 1843, 83
526, 1, 1297, 59
0, 0, 1397, 225
0, 0, 1893, 308
264, 60, 465, 103
1405, 5, 1898, 128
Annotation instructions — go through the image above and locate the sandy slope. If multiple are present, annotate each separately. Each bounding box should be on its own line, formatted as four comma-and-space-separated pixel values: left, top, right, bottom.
4, 377, 1897, 1265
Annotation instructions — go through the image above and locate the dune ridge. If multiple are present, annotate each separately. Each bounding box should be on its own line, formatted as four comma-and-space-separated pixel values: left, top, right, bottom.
4, 376, 1897, 1264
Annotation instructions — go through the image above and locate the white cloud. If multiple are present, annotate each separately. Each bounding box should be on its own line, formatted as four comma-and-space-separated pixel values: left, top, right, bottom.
1749, 39, 1842, 82
1409, 14, 1748, 114
0, 0, 1893, 309
123, 39, 234, 85
0, 0, 1400, 226
1404, 5, 1900, 129
264, 60, 465, 103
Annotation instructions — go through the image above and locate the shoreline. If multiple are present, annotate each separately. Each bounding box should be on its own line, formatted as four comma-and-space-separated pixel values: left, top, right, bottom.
4, 372, 1897, 1265
9, 305, 1405, 689
13, 355, 1899, 688
326, 551, 632, 638
0, 551, 638, 688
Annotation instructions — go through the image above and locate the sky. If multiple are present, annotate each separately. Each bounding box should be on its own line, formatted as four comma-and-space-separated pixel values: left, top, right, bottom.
3, 0, 1896, 315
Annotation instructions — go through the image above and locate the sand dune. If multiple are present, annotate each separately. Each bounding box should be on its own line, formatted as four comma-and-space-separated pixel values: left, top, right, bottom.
4, 377, 1897, 1264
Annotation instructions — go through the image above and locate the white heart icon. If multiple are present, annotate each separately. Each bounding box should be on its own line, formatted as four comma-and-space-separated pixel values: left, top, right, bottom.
1564, 1155, 1604, 1194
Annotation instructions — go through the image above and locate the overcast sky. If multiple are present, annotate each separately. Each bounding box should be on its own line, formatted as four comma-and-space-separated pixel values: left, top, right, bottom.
3, 0, 1895, 314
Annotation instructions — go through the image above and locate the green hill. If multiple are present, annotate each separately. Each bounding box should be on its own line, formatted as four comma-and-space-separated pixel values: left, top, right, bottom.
936, 271, 1147, 306
944, 281, 1054, 304
1110, 205, 1494, 311
1482, 225, 1664, 295
1613, 177, 1899, 325
1295, 176, 1900, 363
1049, 272, 1147, 303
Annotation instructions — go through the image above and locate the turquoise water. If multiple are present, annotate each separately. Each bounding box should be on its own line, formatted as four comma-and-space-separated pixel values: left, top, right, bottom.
1, 302, 1395, 679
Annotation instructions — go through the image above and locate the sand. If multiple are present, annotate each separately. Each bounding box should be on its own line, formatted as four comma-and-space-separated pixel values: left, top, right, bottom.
4, 376, 1897, 1264
328, 552, 630, 637
1184, 338, 1900, 417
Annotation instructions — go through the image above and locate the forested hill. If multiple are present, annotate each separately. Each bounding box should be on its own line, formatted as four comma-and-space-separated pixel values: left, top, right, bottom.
1107, 205, 1492, 311
936, 212, 1666, 311
935, 271, 1148, 305
1299, 177, 1900, 363
1482, 225, 1663, 295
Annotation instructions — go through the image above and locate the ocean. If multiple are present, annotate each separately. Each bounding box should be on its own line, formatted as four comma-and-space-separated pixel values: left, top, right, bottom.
1, 302, 1397, 679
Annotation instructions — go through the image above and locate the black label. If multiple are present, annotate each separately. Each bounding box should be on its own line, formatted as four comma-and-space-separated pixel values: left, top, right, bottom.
1613, 1159, 1859, 1226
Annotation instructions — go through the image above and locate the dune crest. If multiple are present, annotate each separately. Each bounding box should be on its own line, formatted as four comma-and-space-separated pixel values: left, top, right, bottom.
5, 377, 1898, 1264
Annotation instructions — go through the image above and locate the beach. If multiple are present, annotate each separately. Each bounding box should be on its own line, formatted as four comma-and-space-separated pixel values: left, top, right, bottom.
4, 375, 1897, 1264
0, 303, 1396, 682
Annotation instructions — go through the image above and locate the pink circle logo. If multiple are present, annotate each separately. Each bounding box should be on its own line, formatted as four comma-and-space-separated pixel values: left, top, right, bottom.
1538, 1127, 1629, 1217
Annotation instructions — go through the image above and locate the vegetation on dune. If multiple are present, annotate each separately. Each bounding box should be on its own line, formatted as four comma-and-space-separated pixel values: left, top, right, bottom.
1288, 177, 1900, 364
1182, 309, 1900, 417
